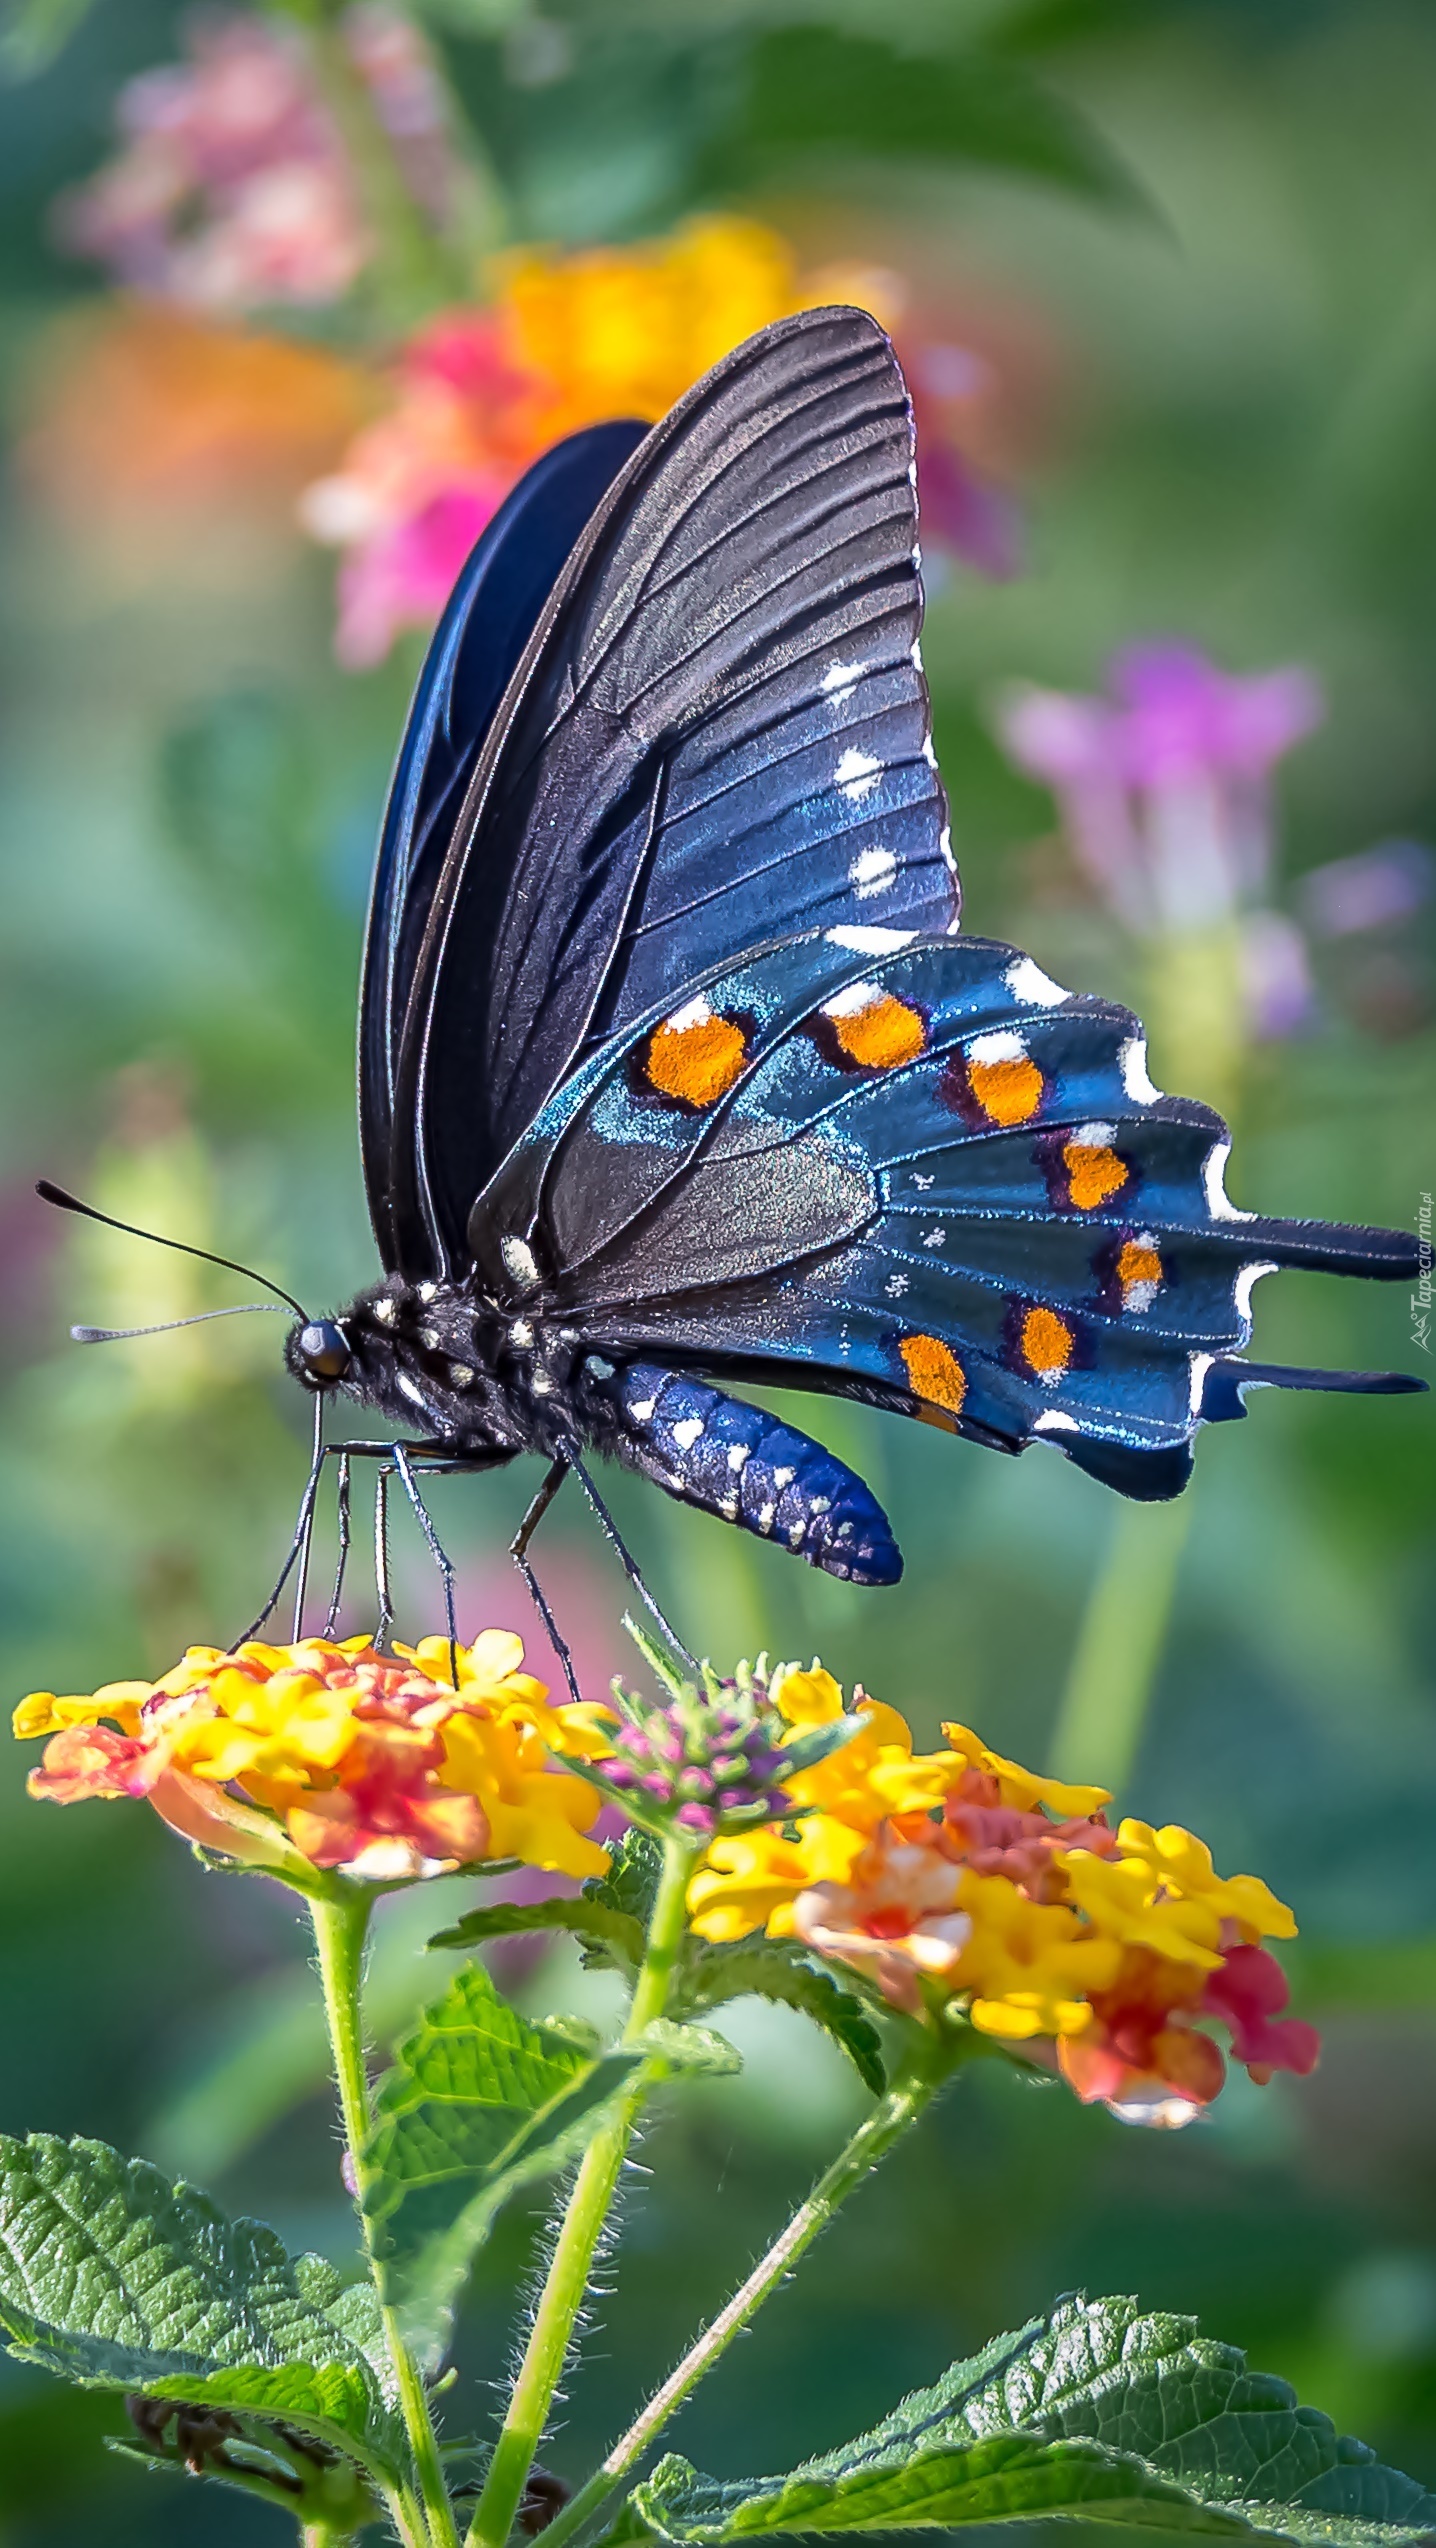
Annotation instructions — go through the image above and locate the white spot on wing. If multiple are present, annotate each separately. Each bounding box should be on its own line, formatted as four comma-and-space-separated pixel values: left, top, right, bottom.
1203, 1140, 1255, 1222
663, 993, 712, 1034
835, 747, 882, 802
1120, 1036, 1162, 1105
822, 659, 867, 700
1073, 1122, 1117, 1147
585, 1353, 614, 1380
921, 735, 938, 769
913, 1171, 935, 1191
1033, 1409, 1078, 1434
823, 978, 882, 1018
1233, 1261, 1278, 1321
923, 1225, 946, 1248
884, 1272, 910, 1298
910, 636, 924, 669
967, 1028, 1027, 1065
1189, 1352, 1215, 1415
1005, 955, 1068, 1010
826, 924, 916, 954
851, 845, 898, 898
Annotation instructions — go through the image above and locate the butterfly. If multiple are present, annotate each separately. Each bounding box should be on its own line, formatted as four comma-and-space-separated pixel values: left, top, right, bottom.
275, 306, 1419, 1660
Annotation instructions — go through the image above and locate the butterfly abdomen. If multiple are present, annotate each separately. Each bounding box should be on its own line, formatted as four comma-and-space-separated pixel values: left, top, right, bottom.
597, 1361, 901, 1586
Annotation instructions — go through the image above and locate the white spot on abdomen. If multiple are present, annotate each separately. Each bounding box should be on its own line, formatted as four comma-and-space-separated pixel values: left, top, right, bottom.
671, 1415, 705, 1450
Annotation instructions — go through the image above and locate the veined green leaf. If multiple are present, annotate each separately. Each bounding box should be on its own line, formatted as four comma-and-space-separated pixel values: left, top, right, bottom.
622, 2293, 1436, 2547
362, 1963, 643, 2370
428, 1894, 645, 1976
684, 1940, 887, 2096
587, 1828, 665, 1931
0, 2134, 403, 2484
633, 2020, 743, 2077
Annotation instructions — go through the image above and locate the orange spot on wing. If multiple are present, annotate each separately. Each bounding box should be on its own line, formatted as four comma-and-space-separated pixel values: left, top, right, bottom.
1021, 1305, 1074, 1379
828, 992, 926, 1070
899, 1333, 967, 1417
968, 1053, 1043, 1125
1063, 1140, 1128, 1210
1117, 1238, 1163, 1311
646, 1009, 748, 1108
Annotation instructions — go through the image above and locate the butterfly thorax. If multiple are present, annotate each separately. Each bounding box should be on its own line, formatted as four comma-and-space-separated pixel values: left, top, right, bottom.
288, 1277, 628, 1469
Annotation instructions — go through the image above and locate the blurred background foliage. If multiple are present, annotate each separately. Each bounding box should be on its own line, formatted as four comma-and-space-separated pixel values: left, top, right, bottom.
0, 0, 1433, 2539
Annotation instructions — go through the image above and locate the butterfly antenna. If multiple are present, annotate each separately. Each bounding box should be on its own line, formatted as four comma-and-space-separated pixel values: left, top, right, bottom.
71, 1306, 292, 1344
35, 1179, 309, 1321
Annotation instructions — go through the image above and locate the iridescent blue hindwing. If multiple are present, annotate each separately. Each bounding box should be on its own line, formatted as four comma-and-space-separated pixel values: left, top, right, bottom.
473, 926, 1417, 1499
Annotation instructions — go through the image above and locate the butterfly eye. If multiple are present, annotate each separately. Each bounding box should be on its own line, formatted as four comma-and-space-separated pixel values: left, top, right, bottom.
298, 1320, 351, 1382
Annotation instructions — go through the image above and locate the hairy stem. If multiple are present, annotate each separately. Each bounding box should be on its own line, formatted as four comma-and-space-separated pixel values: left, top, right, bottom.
310, 1889, 460, 2548
538, 2053, 947, 2548
466, 1835, 699, 2548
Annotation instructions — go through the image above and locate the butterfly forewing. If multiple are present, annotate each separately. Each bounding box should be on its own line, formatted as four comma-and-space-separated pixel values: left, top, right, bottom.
394, 307, 956, 1278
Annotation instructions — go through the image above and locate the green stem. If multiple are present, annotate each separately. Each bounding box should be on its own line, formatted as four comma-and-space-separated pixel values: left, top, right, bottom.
466, 1835, 698, 2548
295, 17, 463, 332
1049, 1493, 1193, 1790
310, 1889, 461, 2548
540, 2049, 952, 2548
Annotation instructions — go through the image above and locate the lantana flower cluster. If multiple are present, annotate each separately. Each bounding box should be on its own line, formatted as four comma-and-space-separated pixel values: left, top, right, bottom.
15, 1634, 1317, 2129
685, 1666, 1319, 2127
16, 1632, 608, 1886
299, 214, 1018, 666
54, 6, 457, 313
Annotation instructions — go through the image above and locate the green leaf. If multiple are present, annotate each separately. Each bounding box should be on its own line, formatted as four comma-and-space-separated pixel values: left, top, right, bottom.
362, 1963, 643, 2371
428, 1894, 645, 1976
684, 1940, 887, 2096
586, 1828, 664, 1931
622, 2293, 1436, 2547
0, 2134, 403, 2485
633, 2021, 742, 2077
738, 28, 1148, 212
0, 0, 95, 79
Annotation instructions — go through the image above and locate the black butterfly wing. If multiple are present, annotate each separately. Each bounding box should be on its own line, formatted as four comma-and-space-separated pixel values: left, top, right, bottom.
471, 925, 1420, 1502
359, 419, 649, 1272
393, 307, 957, 1279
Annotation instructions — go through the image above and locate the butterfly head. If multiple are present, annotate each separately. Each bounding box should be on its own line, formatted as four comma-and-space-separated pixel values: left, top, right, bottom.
286, 1317, 353, 1391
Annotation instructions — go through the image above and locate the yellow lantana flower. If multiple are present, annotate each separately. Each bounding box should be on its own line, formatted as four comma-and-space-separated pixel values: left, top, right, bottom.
952, 1872, 1123, 2040
1114, 1820, 1297, 1942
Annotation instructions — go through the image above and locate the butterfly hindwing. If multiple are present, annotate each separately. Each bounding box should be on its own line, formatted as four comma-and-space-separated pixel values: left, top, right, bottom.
472, 926, 1417, 1502
392, 307, 958, 1278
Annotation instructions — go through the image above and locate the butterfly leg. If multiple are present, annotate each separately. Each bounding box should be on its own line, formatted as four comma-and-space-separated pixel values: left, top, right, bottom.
509, 1458, 586, 1709
560, 1444, 700, 1672
373, 1463, 394, 1650
392, 1442, 460, 1687
236, 1398, 331, 1645
323, 1452, 353, 1636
